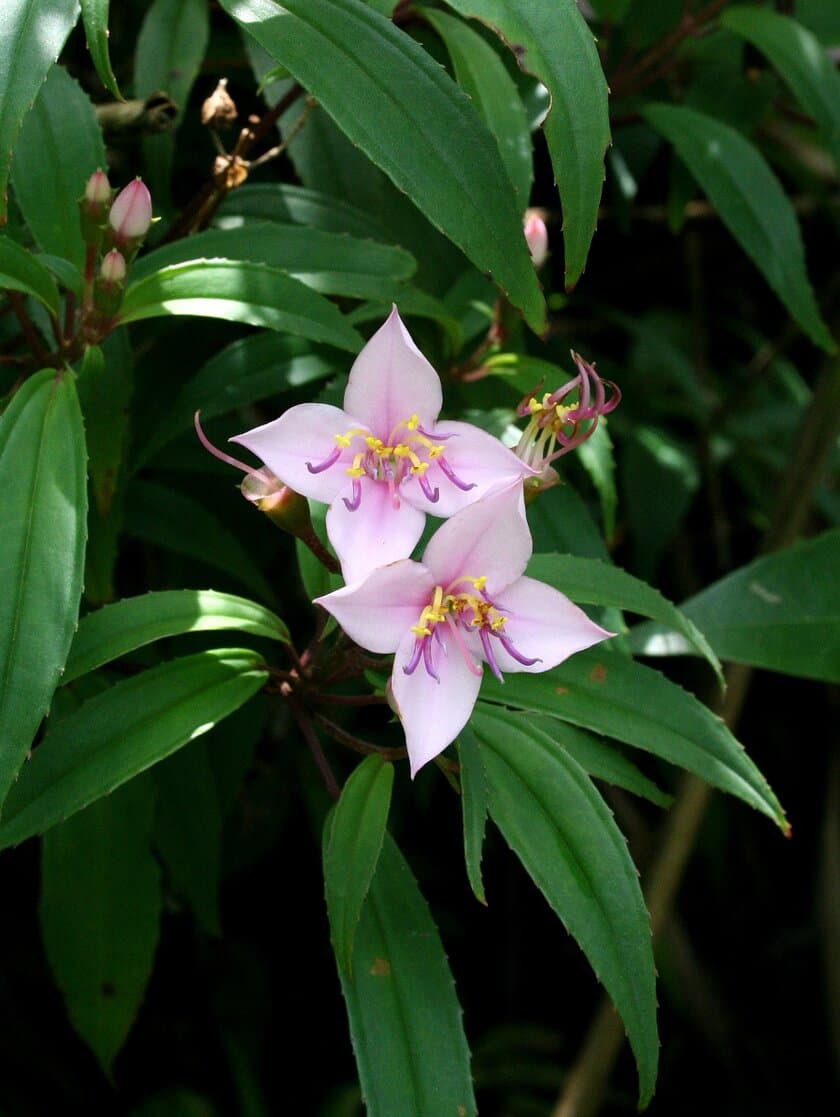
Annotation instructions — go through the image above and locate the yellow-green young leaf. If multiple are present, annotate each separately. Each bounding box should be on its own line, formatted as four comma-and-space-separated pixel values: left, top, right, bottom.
0, 370, 87, 806
643, 103, 835, 353
64, 589, 290, 684
218, 0, 545, 333
0, 236, 61, 316
457, 724, 488, 905
441, 0, 611, 288
80, 0, 121, 98
324, 755, 394, 976
121, 260, 363, 353
722, 6, 840, 171
0, 0, 80, 223
471, 706, 658, 1107
0, 648, 268, 849
335, 833, 477, 1117
40, 776, 162, 1074
10, 65, 106, 269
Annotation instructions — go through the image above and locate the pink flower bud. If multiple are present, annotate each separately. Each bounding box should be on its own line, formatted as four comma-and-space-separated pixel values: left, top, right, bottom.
524, 209, 548, 269
109, 178, 152, 242
100, 249, 126, 285
85, 168, 111, 206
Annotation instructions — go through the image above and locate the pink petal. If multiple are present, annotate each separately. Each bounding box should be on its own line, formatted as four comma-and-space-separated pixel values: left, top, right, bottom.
490, 575, 613, 674
314, 560, 435, 653
405, 419, 533, 517
326, 476, 426, 584
391, 630, 483, 777
421, 485, 531, 594
231, 403, 360, 503
343, 306, 442, 437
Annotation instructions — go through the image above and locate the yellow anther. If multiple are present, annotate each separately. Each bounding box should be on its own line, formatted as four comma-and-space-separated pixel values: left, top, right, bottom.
528, 397, 543, 415
472, 576, 487, 590
365, 435, 384, 450
335, 434, 353, 448
410, 623, 432, 636
411, 461, 429, 475
406, 414, 419, 430
346, 466, 365, 477
428, 445, 444, 459
334, 425, 368, 448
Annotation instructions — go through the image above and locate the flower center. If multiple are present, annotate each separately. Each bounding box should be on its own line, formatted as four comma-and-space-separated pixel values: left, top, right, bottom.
403, 575, 539, 683
306, 414, 475, 512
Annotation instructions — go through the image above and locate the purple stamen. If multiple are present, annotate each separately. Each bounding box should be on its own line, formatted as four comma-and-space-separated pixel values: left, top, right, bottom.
194, 412, 272, 481
479, 627, 505, 683
342, 477, 362, 511
496, 630, 541, 667
403, 638, 423, 676
417, 472, 440, 503
416, 424, 452, 441
480, 587, 507, 612
437, 456, 476, 492
445, 616, 483, 677
601, 380, 621, 414
422, 636, 439, 681
306, 446, 341, 474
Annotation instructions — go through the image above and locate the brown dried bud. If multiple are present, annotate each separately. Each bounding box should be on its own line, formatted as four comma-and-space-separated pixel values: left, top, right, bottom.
201, 78, 238, 130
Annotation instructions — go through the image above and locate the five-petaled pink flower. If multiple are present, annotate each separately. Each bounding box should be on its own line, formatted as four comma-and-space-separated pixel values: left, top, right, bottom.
232, 306, 531, 583
315, 486, 612, 775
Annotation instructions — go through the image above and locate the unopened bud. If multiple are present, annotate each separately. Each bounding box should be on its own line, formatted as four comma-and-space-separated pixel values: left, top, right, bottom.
100, 248, 126, 284
93, 249, 127, 315
241, 472, 312, 534
85, 168, 111, 206
80, 168, 112, 245
524, 209, 548, 269
109, 178, 153, 245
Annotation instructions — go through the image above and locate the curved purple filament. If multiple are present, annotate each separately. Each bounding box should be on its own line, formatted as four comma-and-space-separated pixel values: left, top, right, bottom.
306, 446, 341, 474
495, 631, 541, 667
342, 477, 362, 511
437, 456, 476, 492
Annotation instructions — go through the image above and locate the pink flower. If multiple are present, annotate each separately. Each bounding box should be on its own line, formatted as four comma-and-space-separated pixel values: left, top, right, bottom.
109, 178, 152, 242
232, 307, 531, 583
315, 486, 612, 775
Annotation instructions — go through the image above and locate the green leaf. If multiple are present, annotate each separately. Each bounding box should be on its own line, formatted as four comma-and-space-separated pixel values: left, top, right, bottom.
441, 0, 611, 288
577, 419, 617, 544
0, 648, 268, 849
0, 370, 87, 806
324, 755, 394, 976
425, 8, 532, 205
10, 65, 106, 270
456, 724, 488, 904
132, 222, 416, 300
36, 252, 83, 297
40, 776, 162, 1073
217, 183, 388, 241
124, 480, 277, 604
80, 0, 121, 98
472, 706, 658, 1106
219, 0, 545, 332
629, 530, 840, 684
527, 552, 723, 685
0, 0, 79, 224
65, 589, 290, 684
335, 833, 477, 1117
0, 236, 60, 315
722, 6, 840, 171
77, 342, 132, 517
643, 103, 835, 353
479, 647, 787, 831
121, 261, 363, 353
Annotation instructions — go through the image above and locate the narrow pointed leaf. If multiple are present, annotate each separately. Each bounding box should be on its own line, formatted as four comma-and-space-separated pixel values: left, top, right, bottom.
0, 648, 268, 849
457, 724, 488, 904
80, 0, 121, 98
218, 182, 387, 240
40, 777, 162, 1073
722, 6, 840, 170
0, 236, 60, 316
0, 370, 87, 806
0, 0, 80, 223
218, 0, 545, 332
324, 755, 394, 976
335, 833, 477, 1117
441, 0, 611, 288
76, 342, 132, 517
64, 589, 290, 684
479, 648, 787, 830
643, 103, 835, 352
121, 260, 363, 353
472, 706, 658, 1106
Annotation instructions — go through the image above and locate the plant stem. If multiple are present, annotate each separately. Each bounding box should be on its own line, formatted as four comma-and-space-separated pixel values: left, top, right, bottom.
290, 700, 340, 801
7, 292, 49, 363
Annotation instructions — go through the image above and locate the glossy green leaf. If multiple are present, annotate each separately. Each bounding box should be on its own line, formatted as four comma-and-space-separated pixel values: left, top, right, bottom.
80, 0, 121, 98
0, 648, 268, 849
577, 419, 617, 544
0, 0, 79, 223
132, 222, 416, 299
643, 103, 835, 352
456, 724, 488, 904
324, 755, 394, 976
425, 8, 532, 205
479, 648, 787, 830
0, 236, 60, 315
10, 65, 105, 270
40, 777, 162, 1073
630, 530, 840, 684
722, 6, 840, 170
0, 370, 87, 806
217, 183, 387, 240
121, 261, 363, 353
442, 0, 610, 288
219, 0, 545, 332
77, 342, 132, 517
65, 589, 290, 684
125, 481, 276, 604
527, 552, 723, 685
36, 252, 83, 296
336, 833, 477, 1117
472, 706, 658, 1106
